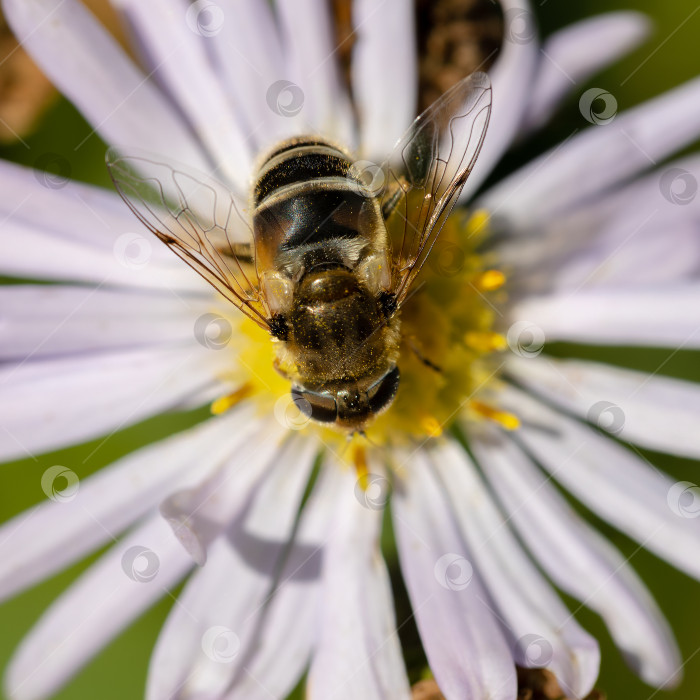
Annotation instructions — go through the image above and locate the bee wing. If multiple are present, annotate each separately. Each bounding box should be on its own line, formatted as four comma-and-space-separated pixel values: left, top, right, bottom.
106, 148, 271, 330
380, 72, 492, 306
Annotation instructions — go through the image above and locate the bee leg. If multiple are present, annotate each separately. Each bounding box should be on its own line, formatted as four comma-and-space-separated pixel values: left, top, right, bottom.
216, 241, 254, 265
381, 177, 409, 220
216, 242, 258, 295
379, 291, 398, 318
269, 314, 289, 341
228, 241, 254, 264
406, 337, 442, 373
273, 357, 294, 381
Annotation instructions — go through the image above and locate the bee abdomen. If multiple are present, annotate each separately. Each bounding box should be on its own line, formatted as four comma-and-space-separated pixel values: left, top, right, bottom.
252, 136, 388, 293
254, 138, 352, 205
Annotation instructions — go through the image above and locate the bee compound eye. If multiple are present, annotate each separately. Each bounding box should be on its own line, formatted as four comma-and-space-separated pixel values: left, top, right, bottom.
290, 387, 338, 424
367, 366, 400, 415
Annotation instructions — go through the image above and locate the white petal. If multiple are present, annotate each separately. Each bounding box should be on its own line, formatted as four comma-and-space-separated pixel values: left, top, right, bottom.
460, 0, 539, 200
522, 13, 651, 132
274, 0, 355, 146
470, 424, 681, 688
0, 219, 209, 292
224, 466, 342, 700
509, 284, 700, 347
480, 76, 700, 228
0, 344, 231, 461
352, 0, 416, 160
0, 219, 207, 292
0, 159, 135, 249
3, 0, 209, 169
501, 385, 700, 583
111, 0, 252, 189
0, 411, 251, 602
308, 465, 410, 700
204, 0, 290, 149
392, 450, 516, 700
507, 354, 700, 459
0, 160, 207, 292
552, 211, 700, 292
543, 211, 700, 295
557, 154, 700, 290
5, 515, 193, 700
159, 421, 300, 566
146, 435, 316, 700
0, 285, 213, 360
497, 154, 700, 296
432, 440, 599, 697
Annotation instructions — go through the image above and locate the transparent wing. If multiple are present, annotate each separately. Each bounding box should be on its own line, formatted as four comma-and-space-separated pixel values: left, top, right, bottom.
106, 148, 271, 330
380, 71, 492, 306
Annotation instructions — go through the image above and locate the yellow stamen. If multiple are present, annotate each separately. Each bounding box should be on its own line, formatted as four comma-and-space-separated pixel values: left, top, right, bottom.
470, 400, 520, 430
465, 208, 490, 237
476, 269, 506, 291
210, 384, 253, 415
421, 415, 443, 437
464, 331, 507, 353
353, 444, 369, 490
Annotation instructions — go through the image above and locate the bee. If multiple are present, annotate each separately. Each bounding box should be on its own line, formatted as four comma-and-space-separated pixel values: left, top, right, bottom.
107, 72, 491, 432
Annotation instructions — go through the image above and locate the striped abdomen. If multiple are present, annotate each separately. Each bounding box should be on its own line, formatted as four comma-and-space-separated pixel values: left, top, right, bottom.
252, 138, 386, 277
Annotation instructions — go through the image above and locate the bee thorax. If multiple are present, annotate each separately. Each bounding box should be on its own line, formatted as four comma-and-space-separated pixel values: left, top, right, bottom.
288, 268, 390, 382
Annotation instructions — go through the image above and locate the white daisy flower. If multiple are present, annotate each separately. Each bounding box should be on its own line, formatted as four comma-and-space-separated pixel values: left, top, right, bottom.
1, 1, 699, 700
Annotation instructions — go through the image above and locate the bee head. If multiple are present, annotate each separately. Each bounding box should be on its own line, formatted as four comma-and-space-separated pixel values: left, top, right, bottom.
291, 366, 400, 430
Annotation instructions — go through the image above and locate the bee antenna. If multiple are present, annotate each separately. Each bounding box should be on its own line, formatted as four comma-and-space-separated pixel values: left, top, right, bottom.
342, 431, 381, 456
357, 430, 381, 449
335, 433, 354, 459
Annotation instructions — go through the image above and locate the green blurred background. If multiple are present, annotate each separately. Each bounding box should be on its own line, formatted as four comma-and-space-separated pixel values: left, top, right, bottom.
1, 1, 700, 699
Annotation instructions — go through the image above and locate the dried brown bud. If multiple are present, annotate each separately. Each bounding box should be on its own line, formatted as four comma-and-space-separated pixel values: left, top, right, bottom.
416, 0, 503, 112
411, 678, 446, 700
0, 0, 126, 144
517, 667, 606, 700
412, 669, 606, 700
330, 0, 503, 117
0, 16, 56, 144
